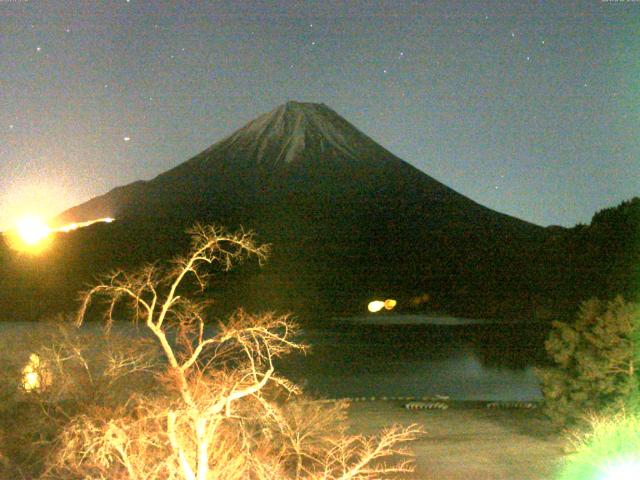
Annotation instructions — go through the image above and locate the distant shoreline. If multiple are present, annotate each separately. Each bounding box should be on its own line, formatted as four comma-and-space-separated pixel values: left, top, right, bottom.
330, 313, 547, 326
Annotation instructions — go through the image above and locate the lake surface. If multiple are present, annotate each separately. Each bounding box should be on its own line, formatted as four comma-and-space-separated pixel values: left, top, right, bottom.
0, 315, 551, 401
277, 315, 550, 401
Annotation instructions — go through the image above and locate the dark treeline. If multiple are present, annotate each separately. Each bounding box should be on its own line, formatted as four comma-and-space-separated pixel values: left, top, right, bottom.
0, 197, 638, 324
530, 197, 640, 321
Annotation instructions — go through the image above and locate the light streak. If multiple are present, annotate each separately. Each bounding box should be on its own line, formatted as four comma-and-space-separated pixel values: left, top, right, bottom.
2, 216, 115, 254
54, 217, 115, 233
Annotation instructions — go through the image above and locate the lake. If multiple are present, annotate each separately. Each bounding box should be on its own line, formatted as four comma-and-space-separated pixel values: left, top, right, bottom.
277, 315, 550, 401
0, 315, 551, 401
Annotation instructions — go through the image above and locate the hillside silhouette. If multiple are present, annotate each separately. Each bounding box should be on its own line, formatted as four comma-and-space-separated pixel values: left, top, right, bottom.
1, 103, 636, 322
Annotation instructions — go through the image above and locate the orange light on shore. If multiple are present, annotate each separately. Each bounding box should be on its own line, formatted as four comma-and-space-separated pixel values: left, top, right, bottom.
368, 300, 385, 313
384, 299, 397, 310
368, 298, 397, 313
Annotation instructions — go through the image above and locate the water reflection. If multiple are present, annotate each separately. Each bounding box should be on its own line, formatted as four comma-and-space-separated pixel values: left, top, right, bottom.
277, 318, 550, 401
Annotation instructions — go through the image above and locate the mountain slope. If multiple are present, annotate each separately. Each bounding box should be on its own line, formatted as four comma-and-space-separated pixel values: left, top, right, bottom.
57, 102, 535, 232
11, 102, 549, 320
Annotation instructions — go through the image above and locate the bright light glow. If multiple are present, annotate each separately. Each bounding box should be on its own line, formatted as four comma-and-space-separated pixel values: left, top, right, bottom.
368, 301, 385, 313
21, 353, 52, 392
4, 214, 53, 253
384, 299, 397, 310
368, 299, 397, 313
3, 215, 115, 253
601, 459, 640, 480
16, 215, 50, 246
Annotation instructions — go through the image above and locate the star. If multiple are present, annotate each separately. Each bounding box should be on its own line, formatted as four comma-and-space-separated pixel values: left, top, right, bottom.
383, 69, 388, 74
36, 46, 41, 52
526, 56, 531, 61
511, 32, 515, 38
9, 125, 14, 130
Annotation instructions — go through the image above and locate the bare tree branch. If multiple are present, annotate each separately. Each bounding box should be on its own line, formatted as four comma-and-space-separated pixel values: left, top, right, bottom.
45, 224, 421, 480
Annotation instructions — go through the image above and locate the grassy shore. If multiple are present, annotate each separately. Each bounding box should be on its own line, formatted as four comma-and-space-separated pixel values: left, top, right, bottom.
347, 400, 567, 480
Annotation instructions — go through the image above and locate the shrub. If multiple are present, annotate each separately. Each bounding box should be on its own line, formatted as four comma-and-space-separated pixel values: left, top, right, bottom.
536, 296, 640, 426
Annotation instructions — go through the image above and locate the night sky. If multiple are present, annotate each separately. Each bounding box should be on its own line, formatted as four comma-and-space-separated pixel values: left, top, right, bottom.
1, 0, 638, 230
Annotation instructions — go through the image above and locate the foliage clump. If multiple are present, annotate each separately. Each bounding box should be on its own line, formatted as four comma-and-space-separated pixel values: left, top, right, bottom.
537, 296, 640, 426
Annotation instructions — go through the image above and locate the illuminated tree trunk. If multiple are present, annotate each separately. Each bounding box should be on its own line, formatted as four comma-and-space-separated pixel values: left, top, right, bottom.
195, 417, 209, 480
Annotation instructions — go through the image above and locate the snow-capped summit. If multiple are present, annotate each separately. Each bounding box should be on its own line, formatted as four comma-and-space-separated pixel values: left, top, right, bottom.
219, 101, 360, 165
179, 99, 400, 173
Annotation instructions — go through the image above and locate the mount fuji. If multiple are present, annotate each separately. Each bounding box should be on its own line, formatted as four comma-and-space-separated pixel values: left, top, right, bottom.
5, 102, 549, 320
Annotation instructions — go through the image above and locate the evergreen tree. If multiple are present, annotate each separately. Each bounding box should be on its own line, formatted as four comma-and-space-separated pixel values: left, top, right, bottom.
537, 296, 640, 426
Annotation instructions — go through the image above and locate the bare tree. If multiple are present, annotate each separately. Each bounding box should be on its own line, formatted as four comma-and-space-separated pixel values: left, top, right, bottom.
46, 224, 421, 479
